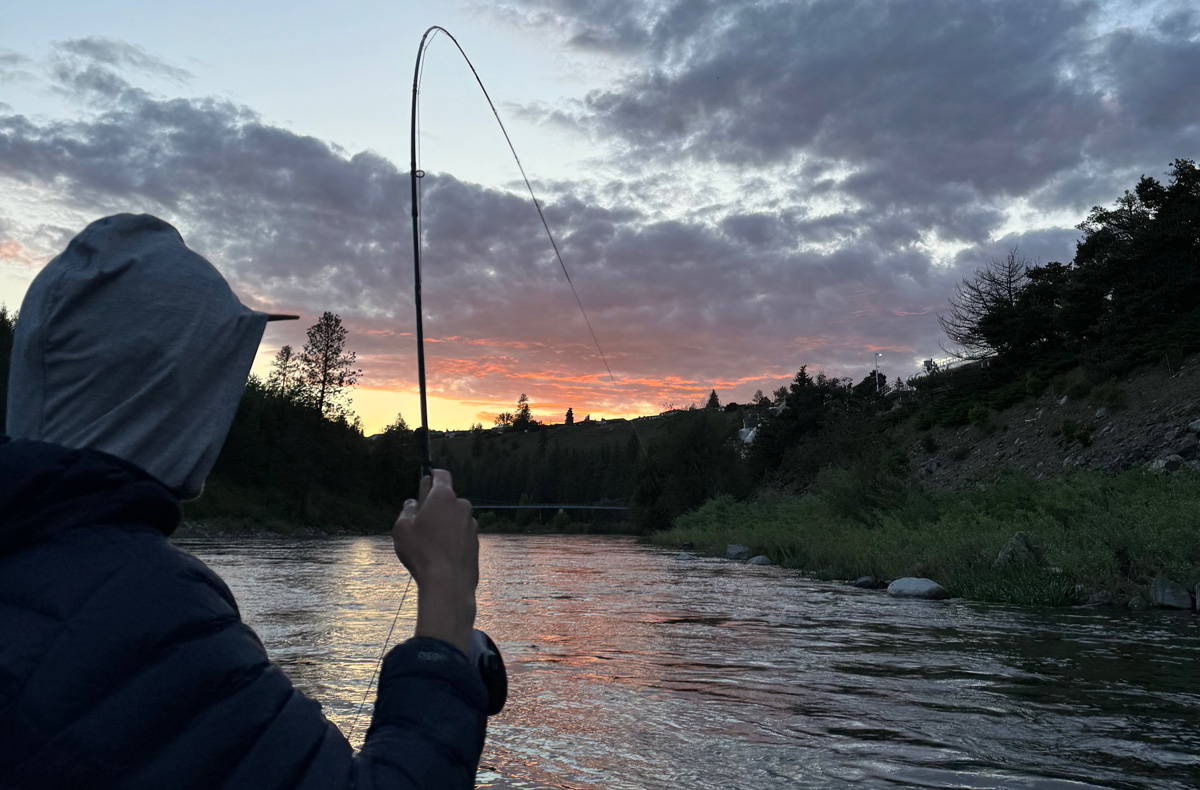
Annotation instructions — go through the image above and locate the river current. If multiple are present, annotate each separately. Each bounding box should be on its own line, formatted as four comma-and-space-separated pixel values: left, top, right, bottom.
175, 534, 1200, 789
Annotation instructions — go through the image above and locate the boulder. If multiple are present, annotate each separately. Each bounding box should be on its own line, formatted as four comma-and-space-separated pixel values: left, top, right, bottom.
993, 532, 1044, 568
674, 553, 693, 561
1189, 418, 1200, 434
726, 544, 751, 560
1149, 576, 1193, 609
1150, 454, 1185, 473
1176, 435, 1200, 460
851, 575, 877, 589
747, 555, 772, 566
887, 577, 950, 600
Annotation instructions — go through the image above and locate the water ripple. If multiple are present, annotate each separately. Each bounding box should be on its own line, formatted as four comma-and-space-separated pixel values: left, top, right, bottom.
178, 534, 1200, 790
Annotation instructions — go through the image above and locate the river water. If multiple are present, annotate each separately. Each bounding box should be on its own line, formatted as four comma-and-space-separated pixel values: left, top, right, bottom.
175, 534, 1200, 789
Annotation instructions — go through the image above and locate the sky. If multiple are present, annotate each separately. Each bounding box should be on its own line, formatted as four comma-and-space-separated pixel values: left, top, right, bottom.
2, 0, 1198, 433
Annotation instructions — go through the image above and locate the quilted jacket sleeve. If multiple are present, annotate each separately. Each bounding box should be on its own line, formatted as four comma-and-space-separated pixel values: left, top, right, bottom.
0, 529, 489, 790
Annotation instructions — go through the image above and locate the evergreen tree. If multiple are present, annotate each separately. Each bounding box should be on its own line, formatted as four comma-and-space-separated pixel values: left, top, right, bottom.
705, 389, 720, 410
267, 344, 303, 400
0, 305, 15, 433
300, 312, 361, 420
512, 393, 536, 430
565, 407, 574, 425
938, 248, 1031, 359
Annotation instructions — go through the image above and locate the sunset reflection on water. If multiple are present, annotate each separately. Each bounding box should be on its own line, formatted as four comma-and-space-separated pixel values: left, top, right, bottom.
180, 534, 1200, 790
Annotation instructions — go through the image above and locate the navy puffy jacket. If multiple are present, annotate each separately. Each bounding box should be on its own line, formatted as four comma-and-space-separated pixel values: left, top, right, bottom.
0, 437, 488, 789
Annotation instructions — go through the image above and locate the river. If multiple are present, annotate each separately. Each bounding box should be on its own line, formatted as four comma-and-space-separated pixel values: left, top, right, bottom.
174, 534, 1200, 789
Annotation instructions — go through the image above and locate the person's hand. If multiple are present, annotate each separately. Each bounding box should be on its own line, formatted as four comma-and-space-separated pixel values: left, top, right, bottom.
391, 469, 478, 655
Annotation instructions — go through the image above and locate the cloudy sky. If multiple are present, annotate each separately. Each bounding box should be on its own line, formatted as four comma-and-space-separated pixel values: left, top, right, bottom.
2, 0, 1198, 432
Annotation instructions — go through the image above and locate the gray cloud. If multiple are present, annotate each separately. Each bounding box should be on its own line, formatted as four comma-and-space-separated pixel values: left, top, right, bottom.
491, 0, 1199, 252
56, 37, 193, 83
8, 11, 1184, 419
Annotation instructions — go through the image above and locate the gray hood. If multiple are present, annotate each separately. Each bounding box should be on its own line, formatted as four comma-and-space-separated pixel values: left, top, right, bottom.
6, 214, 270, 499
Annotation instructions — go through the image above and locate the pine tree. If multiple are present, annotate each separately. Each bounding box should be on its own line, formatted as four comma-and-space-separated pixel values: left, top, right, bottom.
267, 344, 303, 400
565, 407, 574, 425
0, 305, 16, 432
300, 312, 361, 420
512, 393, 536, 430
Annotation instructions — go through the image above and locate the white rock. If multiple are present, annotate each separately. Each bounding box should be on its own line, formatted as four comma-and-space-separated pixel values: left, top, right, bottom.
1150, 454, 1184, 473
886, 577, 950, 600
1149, 577, 1193, 609
726, 544, 751, 560
747, 555, 772, 566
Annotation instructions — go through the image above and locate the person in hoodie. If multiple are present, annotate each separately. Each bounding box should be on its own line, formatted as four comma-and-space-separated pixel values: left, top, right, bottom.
0, 214, 490, 789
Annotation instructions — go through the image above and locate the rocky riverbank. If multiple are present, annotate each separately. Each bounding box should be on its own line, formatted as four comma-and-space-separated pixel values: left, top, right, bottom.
652, 461, 1200, 609
910, 359, 1200, 489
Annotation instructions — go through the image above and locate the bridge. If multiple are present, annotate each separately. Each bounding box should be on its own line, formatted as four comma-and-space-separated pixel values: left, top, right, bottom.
469, 503, 629, 511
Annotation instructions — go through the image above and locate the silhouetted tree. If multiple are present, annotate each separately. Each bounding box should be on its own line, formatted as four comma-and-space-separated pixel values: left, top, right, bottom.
938, 248, 1031, 359
267, 344, 303, 400
565, 407, 574, 425
511, 393, 537, 431
301, 312, 360, 420
705, 389, 720, 410
0, 305, 15, 432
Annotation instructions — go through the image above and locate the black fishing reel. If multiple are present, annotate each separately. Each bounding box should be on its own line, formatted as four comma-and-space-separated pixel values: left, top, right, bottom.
469, 629, 507, 716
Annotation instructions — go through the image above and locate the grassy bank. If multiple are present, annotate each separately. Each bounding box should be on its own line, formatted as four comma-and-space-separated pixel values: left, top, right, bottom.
651, 468, 1200, 606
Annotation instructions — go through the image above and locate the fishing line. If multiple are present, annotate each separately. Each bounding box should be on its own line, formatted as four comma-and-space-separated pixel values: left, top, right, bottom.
348, 575, 412, 743
407, 25, 665, 495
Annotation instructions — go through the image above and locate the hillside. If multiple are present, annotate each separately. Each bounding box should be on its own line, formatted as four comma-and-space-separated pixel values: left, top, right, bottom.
907, 357, 1200, 489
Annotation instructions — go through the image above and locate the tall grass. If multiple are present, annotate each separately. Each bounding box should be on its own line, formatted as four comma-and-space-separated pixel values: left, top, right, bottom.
651, 468, 1200, 606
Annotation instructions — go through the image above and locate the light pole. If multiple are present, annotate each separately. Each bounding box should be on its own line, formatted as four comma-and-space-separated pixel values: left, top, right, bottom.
874, 351, 882, 393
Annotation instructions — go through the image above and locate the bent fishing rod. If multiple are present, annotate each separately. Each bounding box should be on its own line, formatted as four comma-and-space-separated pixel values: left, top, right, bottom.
356, 23, 611, 740
408, 25, 618, 478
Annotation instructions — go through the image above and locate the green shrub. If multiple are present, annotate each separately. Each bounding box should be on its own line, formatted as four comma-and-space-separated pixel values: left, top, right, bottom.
914, 411, 934, 431
1024, 371, 1047, 397
1053, 368, 1092, 400
937, 401, 972, 427
1057, 418, 1093, 447
919, 432, 938, 453
1090, 379, 1127, 411
968, 403, 992, 428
